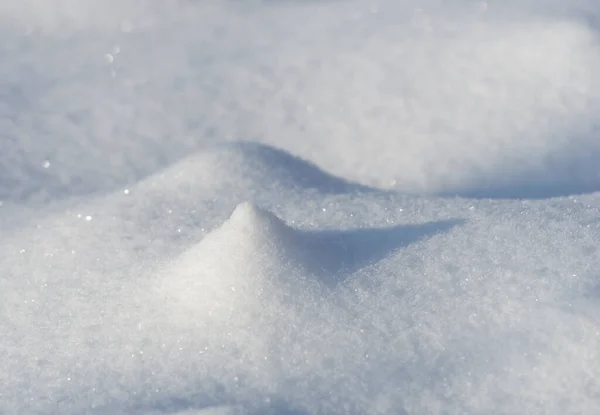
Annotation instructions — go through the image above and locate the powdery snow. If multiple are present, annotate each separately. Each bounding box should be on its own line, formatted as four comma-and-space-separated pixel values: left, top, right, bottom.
1, 1, 600, 414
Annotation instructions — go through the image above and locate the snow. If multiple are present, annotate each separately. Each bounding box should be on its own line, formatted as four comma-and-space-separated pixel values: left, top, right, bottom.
1, 0, 600, 414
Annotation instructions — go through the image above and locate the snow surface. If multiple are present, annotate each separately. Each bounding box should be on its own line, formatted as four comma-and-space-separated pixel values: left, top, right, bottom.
2, 0, 600, 414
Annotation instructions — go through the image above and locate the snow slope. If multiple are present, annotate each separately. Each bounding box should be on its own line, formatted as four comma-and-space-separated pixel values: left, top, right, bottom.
1, 0, 600, 414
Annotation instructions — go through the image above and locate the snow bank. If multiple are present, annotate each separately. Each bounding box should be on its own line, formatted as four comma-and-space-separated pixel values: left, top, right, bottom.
235, 3, 600, 197
2, 1, 599, 202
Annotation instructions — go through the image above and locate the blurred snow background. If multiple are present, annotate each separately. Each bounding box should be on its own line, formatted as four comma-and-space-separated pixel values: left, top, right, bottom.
1, 0, 600, 414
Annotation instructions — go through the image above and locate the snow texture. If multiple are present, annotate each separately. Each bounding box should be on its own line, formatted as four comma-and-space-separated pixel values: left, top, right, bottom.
2, 0, 600, 414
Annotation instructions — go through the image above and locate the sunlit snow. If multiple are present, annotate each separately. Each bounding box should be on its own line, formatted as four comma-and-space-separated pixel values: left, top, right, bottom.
1, 0, 600, 414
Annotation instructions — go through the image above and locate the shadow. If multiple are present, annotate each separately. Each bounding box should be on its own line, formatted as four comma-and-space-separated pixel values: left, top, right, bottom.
298, 218, 465, 285
254, 398, 311, 415
119, 396, 311, 415
436, 183, 600, 200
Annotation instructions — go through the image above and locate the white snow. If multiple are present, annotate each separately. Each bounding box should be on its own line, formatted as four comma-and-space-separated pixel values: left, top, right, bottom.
1, 0, 600, 414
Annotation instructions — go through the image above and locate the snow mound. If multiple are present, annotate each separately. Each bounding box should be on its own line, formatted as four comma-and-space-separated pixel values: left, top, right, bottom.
159, 200, 461, 304
158, 202, 336, 322
160, 201, 306, 301
142, 143, 368, 198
